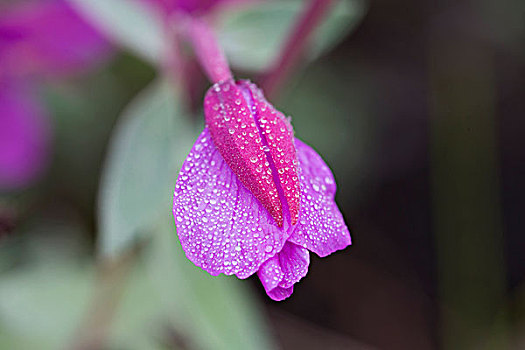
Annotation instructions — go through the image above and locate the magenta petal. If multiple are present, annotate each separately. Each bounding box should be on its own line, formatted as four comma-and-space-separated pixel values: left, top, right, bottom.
277, 242, 310, 289
0, 80, 50, 190
204, 80, 283, 226
257, 241, 309, 301
174, 0, 226, 13
288, 139, 351, 257
0, 0, 111, 76
238, 80, 301, 226
257, 255, 283, 292
266, 286, 294, 301
204, 80, 301, 228
143, 0, 225, 14
173, 128, 290, 279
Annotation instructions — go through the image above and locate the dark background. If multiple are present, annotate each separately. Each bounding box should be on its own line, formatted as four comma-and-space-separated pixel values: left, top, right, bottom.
267, 0, 525, 348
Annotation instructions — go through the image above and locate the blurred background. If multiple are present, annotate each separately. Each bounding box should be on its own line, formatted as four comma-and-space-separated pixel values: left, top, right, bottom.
1, 0, 525, 349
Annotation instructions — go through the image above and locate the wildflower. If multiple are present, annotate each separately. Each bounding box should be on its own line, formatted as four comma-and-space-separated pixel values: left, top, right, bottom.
0, 80, 50, 190
0, 0, 110, 190
173, 18, 350, 301
174, 79, 351, 300
143, 0, 227, 15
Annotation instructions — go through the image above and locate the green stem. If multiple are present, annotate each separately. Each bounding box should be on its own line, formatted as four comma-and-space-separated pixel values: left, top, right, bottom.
69, 248, 138, 350
261, 0, 334, 98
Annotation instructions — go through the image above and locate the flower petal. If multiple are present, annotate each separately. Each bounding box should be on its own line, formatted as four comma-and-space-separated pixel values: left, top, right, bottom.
0, 80, 51, 190
266, 287, 293, 301
0, 0, 111, 76
204, 80, 283, 226
257, 254, 283, 292
277, 241, 310, 289
257, 241, 309, 301
173, 128, 290, 279
238, 80, 301, 226
204, 80, 301, 228
143, 0, 225, 14
288, 139, 351, 257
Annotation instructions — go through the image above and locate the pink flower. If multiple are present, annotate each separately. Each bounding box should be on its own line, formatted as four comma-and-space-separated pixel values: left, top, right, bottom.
173, 79, 351, 301
0, 0, 110, 77
170, 4, 351, 300
0, 79, 50, 189
143, 0, 227, 15
0, 0, 111, 190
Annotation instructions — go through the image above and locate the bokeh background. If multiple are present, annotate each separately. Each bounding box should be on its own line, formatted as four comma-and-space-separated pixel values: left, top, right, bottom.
1, 0, 525, 349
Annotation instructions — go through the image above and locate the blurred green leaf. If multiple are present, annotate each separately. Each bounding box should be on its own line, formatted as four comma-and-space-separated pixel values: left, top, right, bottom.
0, 264, 94, 349
96, 214, 277, 349
216, 0, 366, 71
98, 80, 194, 258
142, 214, 277, 350
68, 0, 167, 63
107, 263, 167, 350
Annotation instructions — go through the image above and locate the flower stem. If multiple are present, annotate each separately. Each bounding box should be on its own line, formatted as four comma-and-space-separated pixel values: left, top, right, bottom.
261, 0, 333, 98
162, 16, 189, 100
69, 248, 139, 350
187, 17, 233, 83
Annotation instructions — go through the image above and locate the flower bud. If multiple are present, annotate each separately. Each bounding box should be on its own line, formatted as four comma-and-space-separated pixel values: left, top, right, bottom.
203, 79, 300, 228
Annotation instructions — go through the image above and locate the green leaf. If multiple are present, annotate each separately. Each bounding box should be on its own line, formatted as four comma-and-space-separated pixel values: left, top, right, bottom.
0, 264, 95, 350
142, 215, 278, 350
107, 264, 168, 350
216, 0, 367, 71
67, 0, 167, 63
99, 215, 277, 349
98, 80, 195, 258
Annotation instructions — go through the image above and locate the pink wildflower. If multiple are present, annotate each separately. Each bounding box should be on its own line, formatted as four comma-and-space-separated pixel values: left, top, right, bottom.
173, 17, 350, 301
0, 0, 110, 190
